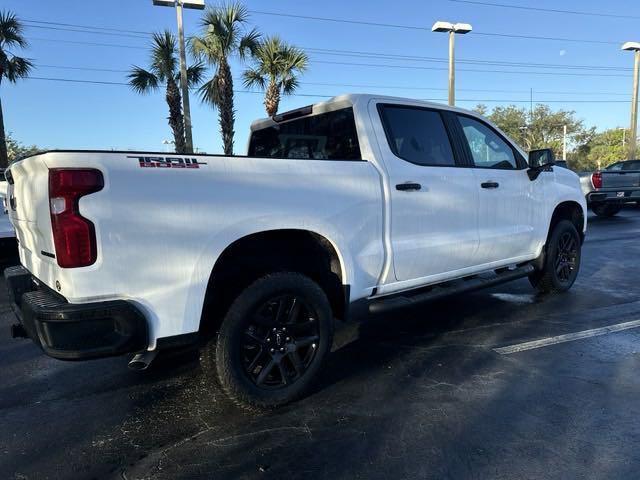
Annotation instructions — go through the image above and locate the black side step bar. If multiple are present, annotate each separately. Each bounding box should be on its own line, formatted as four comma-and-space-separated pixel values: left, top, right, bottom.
369, 264, 535, 314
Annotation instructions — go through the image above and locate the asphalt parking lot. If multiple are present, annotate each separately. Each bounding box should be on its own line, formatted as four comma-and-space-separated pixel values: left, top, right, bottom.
2, 209, 640, 480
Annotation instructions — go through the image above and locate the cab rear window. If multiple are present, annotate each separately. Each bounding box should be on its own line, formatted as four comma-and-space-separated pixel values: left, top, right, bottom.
248, 107, 362, 160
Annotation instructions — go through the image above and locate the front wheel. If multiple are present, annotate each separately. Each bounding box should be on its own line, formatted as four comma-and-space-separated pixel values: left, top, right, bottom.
204, 272, 334, 410
592, 203, 622, 217
529, 220, 581, 294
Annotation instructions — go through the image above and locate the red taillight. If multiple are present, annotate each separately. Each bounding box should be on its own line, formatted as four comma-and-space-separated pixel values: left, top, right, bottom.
49, 169, 104, 268
591, 171, 603, 189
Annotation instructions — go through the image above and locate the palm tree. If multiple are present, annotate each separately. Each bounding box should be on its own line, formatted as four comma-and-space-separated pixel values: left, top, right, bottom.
0, 11, 33, 168
191, 2, 259, 155
129, 31, 204, 154
243, 36, 308, 117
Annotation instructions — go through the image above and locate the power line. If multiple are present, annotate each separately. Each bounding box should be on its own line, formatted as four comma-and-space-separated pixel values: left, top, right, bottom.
19, 76, 632, 103
249, 9, 429, 31
38, 64, 130, 73
30, 32, 631, 72
301, 81, 630, 96
471, 32, 618, 46
248, 9, 623, 45
30, 37, 147, 50
312, 59, 631, 77
23, 23, 149, 40
306, 47, 631, 71
22, 18, 152, 36
28, 68, 632, 96
447, 0, 640, 20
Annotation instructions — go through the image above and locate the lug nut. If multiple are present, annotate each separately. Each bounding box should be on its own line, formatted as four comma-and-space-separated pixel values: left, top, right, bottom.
286, 337, 290, 341
311, 343, 316, 349
266, 338, 271, 342
280, 347, 285, 352
270, 348, 275, 353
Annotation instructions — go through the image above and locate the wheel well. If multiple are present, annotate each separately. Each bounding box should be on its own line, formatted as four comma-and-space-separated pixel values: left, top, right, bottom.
199, 230, 345, 338
549, 201, 585, 243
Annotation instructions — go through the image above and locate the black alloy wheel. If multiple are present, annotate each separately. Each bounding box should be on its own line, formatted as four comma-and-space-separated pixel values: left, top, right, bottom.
529, 219, 581, 293
210, 272, 333, 409
242, 295, 320, 389
554, 231, 579, 285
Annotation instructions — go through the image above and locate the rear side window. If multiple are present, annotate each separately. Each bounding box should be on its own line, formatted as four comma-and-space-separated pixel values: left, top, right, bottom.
458, 115, 518, 170
379, 105, 455, 166
248, 107, 361, 160
622, 160, 640, 171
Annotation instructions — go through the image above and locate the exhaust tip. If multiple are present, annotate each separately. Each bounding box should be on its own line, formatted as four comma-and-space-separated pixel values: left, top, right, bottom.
128, 351, 158, 371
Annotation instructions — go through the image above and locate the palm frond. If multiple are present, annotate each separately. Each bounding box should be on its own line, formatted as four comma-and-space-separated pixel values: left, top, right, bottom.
190, 35, 223, 65
4, 56, 32, 82
242, 68, 266, 90
198, 76, 223, 108
238, 28, 261, 60
0, 10, 28, 49
280, 76, 299, 95
150, 31, 177, 81
128, 66, 159, 94
185, 62, 206, 87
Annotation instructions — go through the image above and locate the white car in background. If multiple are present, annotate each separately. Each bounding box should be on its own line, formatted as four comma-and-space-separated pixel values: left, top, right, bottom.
0, 169, 17, 255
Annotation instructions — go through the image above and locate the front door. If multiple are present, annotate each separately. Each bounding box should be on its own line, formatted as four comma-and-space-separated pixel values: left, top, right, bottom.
456, 114, 543, 266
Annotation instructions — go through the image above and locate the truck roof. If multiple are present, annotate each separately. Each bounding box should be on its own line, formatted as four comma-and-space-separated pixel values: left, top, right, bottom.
249, 93, 481, 131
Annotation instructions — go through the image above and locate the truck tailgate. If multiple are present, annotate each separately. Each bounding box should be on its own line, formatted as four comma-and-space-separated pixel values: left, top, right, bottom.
601, 171, 640, 189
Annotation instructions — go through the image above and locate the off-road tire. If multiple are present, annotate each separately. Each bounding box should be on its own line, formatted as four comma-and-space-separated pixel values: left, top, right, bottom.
529, 220, 581, 294
203, 272, 334, 410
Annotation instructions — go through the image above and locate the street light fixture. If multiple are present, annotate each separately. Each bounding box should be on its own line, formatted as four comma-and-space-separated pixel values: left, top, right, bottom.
152, 0, 205, 154
622, 41, 640, 159
432, 21, 473, 106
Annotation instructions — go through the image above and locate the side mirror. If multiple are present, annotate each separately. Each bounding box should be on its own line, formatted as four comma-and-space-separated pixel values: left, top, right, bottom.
528, 148, 555, 169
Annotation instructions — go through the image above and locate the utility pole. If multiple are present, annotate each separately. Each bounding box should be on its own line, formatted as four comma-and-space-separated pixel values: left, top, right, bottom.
448, 31, 455, 106
175, 1, 193, 153
563, 124, 567, 161
622, 42, 640, 159
152, 0, 205, 154
432, 21, 472, 107
630, 50, 639, 159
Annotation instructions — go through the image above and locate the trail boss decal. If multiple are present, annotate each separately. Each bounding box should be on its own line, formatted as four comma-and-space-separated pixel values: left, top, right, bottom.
128, 156, 207, 169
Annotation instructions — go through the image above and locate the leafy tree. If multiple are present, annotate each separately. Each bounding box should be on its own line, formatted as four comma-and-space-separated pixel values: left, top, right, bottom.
128, 31, 205, 154
0, 11, 33, 168
6, 131, 40, 163
571, 128, 628, 171
243, 36, 308, 117
191, 2, 260, 155
477, 104, 586, 158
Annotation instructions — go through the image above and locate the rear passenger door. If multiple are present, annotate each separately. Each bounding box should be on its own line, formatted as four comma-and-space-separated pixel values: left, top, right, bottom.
373, 103, 479, 286
455, 114, 544, 266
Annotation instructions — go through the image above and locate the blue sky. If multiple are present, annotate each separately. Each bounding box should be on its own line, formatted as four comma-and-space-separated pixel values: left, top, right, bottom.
2, 0, 639, 154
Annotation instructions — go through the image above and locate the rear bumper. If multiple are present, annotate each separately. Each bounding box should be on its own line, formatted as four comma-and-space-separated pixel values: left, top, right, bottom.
4, 265, 148, 360
587, 189, 640, 204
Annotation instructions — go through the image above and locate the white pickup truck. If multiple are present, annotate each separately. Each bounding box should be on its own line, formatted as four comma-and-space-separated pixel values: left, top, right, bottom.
4, 94, 587, 408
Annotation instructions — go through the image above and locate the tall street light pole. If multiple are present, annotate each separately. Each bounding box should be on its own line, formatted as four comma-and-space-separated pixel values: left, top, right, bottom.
622, 42, 640, 160
152, 0, 205, 154
432, 21, 472, 106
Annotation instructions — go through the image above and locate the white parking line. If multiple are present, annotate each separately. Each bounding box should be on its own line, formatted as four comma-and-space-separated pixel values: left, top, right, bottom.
493, 319, 640, 355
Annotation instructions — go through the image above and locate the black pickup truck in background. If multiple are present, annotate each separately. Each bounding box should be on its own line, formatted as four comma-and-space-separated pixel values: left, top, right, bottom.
579, 160, 640, 217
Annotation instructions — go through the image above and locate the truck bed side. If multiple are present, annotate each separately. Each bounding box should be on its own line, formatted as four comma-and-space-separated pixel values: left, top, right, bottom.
7, 152, 383, 347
